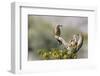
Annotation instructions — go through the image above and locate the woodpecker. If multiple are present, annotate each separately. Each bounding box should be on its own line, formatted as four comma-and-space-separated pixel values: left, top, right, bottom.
54, 24, 62, 45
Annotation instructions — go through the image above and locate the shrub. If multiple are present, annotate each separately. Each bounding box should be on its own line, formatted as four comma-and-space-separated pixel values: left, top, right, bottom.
37, 48, 77, 60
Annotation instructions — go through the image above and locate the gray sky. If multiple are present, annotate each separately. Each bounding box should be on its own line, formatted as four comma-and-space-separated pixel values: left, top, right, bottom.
34, 15, 88, 32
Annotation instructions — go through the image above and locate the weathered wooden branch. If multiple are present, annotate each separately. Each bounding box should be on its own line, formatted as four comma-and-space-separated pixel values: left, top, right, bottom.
54, 24, 83, 54
54, 32, 83, 53
76, 32, 83, 52
54, 35, 68, 49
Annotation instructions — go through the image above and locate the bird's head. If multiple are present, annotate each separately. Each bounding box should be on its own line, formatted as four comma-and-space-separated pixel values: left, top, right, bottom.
57, 24, 62, 27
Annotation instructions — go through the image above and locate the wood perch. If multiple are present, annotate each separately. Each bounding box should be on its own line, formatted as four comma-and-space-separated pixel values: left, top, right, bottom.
54, 25, 83, 54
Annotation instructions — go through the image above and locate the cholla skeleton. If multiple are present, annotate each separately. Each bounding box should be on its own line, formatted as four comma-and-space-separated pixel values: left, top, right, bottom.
54, 24, 83, 54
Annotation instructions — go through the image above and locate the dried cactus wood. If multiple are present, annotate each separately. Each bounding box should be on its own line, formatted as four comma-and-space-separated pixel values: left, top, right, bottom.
54, 25, 83, 54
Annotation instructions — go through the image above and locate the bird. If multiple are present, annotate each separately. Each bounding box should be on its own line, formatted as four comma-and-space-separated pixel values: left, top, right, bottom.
68, 34, 78, 47
67, 34, 80, 54
54, 24, 62, 45
67, 33, 83, 54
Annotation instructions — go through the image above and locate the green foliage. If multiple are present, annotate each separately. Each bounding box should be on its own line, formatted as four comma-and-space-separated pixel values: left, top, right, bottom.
37, 48, 77, 60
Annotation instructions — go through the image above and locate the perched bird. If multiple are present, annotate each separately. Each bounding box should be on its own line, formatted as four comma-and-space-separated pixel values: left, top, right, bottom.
67, 33, 83, 54
68, 34, 78, 47
67, 34, 80, 54
54, 24, 62, 45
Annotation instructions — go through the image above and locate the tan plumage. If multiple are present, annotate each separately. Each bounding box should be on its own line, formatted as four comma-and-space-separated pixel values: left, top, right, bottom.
67, 33, 84, 53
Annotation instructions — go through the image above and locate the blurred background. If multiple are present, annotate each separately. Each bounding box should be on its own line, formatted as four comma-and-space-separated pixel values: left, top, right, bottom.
28, 15, 88, 60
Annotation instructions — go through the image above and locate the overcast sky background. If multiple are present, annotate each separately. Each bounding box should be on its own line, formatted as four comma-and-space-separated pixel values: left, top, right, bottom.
34, 15, 88, 33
